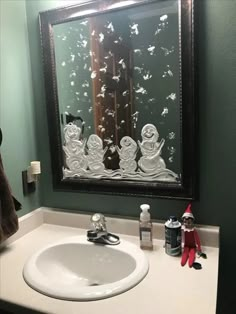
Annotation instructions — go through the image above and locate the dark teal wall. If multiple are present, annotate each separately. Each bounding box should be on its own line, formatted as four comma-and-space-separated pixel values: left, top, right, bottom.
197, 1, 236, 312
25, 0, 236, 313
0, 0, 40, 216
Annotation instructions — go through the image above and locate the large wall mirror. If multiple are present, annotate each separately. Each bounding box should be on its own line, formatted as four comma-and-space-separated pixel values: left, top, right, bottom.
39, 0, 196, 199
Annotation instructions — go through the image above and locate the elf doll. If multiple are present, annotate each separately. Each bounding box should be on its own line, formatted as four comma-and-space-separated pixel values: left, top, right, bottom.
181, 204, 206, 268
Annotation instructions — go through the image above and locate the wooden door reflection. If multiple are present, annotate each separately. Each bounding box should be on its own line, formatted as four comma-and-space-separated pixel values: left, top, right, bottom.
90, 17, 134, 169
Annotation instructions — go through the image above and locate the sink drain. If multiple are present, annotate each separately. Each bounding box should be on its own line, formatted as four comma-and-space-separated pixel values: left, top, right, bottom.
88, 282, 100, 286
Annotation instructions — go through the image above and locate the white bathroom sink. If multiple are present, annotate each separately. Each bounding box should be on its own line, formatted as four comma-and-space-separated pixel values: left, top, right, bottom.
23, 235, 149, 301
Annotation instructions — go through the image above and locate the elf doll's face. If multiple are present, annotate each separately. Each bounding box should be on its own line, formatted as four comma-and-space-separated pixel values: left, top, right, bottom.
183, 217, 194, 229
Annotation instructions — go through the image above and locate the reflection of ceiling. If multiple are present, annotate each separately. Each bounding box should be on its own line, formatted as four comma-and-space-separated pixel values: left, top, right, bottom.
129, 0, 178, 20
108, 1, 137, 10
58, 0, 88, 6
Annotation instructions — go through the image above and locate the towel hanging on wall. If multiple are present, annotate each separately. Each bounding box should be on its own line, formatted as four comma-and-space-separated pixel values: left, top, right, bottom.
0, 129, 21, 243
0, 128, 2, 146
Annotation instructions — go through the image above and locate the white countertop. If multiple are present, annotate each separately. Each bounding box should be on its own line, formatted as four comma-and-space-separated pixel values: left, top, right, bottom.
0, 208, 219, 314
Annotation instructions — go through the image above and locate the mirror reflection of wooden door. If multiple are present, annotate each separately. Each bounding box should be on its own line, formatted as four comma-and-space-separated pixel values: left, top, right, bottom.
90, 17, 134, 169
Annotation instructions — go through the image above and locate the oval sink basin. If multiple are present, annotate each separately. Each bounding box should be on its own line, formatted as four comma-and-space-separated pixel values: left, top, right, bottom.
23, 235, 149, 301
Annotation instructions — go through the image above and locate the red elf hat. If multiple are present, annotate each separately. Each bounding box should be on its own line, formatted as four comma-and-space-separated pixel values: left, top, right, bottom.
182, 203, 194, 219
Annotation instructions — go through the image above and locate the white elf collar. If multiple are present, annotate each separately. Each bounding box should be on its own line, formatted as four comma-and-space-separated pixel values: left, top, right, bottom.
182, 225, 195, 232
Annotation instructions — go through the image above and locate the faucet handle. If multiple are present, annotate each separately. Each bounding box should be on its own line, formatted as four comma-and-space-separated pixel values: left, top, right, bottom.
90, 213, 107, 231
88, 213, 120, 245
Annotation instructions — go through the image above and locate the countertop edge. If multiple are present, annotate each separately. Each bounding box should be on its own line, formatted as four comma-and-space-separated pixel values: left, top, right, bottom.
2, 207, 219, 248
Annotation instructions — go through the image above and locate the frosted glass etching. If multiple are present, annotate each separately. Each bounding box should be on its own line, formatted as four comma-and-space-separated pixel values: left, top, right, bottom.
63, 123, 178, 181
53, 0, 181, 183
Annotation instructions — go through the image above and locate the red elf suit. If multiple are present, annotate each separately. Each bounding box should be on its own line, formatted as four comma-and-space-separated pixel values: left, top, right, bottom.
181, 204, 201, 267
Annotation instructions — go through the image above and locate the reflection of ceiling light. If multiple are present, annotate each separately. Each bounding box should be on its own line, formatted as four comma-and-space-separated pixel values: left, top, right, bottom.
108, 1, 136, 10
130, 0, 177, 20
55, 1, 97, 17
69, 9, 97, 18
59, 0, 86, 5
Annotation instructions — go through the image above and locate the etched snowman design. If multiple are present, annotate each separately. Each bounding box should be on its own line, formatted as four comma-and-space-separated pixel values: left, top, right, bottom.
63, 123, 87, 173
87, 134, 107, 173
138, 124, 166, 174
116, 136, 138, 173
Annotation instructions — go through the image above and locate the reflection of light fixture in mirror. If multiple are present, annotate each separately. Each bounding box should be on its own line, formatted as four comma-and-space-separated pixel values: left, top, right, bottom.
130, 1, 177, 20
55, 0, 97, 17
22, 161, 41, 195
54, 0, 97, 16
57, 0, 86, 5
69, 9, 97, 18
108, 1, 136, 10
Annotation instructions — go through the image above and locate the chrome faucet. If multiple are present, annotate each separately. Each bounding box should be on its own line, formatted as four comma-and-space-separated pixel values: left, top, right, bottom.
91, 213, 107, 232
87, 213, 120, 245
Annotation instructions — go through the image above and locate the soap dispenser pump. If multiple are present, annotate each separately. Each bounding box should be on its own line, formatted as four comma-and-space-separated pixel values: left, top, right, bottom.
139, 204, 153, 250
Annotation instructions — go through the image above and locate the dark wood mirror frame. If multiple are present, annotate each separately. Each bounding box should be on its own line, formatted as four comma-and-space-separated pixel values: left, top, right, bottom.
39, 0, 197, 200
